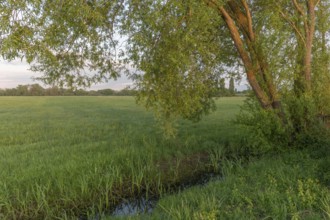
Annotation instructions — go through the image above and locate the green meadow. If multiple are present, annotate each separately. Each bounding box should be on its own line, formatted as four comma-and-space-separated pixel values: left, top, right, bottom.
0, 97, 329, 219
0, 96, 241, 219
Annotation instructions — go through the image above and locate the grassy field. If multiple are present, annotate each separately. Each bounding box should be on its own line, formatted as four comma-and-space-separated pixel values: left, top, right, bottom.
0, 96, 244, 219
1, 96, 329, 219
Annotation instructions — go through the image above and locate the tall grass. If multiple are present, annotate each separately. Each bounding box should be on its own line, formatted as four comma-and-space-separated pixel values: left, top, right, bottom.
0, 96, 244, 219
134, 150, 330, 220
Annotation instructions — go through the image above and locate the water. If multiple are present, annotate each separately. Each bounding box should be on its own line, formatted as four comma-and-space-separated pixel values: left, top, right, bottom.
110, 172, 221, 217
111, 197, 158, 216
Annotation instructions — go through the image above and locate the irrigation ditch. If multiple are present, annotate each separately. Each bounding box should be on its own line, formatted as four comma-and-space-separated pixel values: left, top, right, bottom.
79, 151, 223, 219
110, 171, 221, 217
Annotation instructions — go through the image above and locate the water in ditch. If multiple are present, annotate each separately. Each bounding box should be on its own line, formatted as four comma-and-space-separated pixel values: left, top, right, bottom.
110, 172, 221, 217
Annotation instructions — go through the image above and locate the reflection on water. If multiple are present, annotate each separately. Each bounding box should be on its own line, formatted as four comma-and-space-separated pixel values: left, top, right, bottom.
112, 197, 158, 216
111, 172, 221, 217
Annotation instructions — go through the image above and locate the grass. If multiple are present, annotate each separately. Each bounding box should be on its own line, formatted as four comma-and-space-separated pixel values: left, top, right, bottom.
1, 96, 329, 219
131, 150, 330, 220
0, 96, 243, 219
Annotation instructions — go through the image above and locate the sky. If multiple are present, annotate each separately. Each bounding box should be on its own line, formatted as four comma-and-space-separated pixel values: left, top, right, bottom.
0, 60, 248, 91
0, 60, 133, 90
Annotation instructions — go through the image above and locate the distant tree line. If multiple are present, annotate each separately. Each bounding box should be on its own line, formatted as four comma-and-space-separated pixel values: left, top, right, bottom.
0, 82, 248, 97
0, 84, 137, 96
213, 77, 249, 97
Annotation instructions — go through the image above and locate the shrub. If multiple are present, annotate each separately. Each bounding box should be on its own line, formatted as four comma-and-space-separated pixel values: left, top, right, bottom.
236, 93, 329, 151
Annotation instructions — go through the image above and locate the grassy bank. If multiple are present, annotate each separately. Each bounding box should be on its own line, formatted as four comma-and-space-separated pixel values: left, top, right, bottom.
0, 96, 243, 219
131, 150, 330, 220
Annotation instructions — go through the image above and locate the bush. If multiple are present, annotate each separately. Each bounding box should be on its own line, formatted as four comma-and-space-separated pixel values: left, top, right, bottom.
236, 93, 329, 151
235, 96, 290, 153
317, 156, 330, 187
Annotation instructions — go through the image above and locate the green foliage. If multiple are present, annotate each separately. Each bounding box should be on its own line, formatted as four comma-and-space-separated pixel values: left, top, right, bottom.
136, 151, 330, 220
129, 0, 226, 125
236, 95, 290, 152
317, 157, 330, 187
237, 91, 330, 150
1, 0, 123, 87
313, 143, 330, 187
283, 94, 329, 148
125, 0, 329, 130
229, 77, 235, 96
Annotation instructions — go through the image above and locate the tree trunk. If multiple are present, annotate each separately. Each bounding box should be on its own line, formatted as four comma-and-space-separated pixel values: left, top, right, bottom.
292, 0, 317, 93
204, 0, 284, 115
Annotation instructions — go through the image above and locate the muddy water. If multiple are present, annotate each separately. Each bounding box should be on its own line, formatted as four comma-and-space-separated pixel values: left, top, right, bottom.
111, 197, 157, 216
111, 172, 221, 217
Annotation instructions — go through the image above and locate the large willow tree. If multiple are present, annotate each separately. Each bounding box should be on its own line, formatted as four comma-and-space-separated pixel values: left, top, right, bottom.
1, 0, 330, 142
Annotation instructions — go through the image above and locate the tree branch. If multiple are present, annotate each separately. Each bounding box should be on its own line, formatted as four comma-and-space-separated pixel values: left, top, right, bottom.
291, 0, 309, 43
278, 9, 307, 47
241, 0, 254, 41
315, 0, 321, 7
292, 0, 306, 16
203, 0, 272, 108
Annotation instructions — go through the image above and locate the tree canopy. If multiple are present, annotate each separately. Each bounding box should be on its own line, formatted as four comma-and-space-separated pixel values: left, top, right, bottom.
1, 0, 330, 141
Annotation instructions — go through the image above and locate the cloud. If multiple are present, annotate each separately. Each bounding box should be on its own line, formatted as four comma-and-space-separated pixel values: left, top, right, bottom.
0, 60, 134, 90
88, 76, 133, 91
0, 60, 37, 88
1, 60, 248, 91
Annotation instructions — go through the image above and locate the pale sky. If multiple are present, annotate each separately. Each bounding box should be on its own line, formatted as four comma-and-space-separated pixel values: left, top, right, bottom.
0, 60, 248, 91
0, 60, 133, 90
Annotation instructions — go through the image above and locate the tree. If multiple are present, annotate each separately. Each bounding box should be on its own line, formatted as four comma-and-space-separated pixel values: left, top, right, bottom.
0, 0, 122, 87
29, 84, 45, 96
217, 78, 230, 96
219, 78, 226, 92
45, 86, 61, 96
1, 0, 329, 142
16, 85, 29, 96
98, 89, 116, 96
123, 0, 330, 137
229, 78, 235, 96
